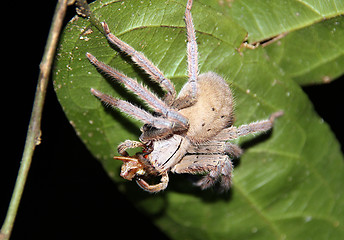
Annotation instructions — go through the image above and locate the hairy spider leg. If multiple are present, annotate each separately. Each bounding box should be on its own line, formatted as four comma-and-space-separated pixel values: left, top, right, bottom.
86, 53, 189, 129
90, 88, 174, 129
87, 53, 168, 114
172, 0, 200, 110
185, 0, 198, 95
101, 22, 177, 104
214, 111, 284, 140
172, 154, 233, 191
187, 140, 243, 158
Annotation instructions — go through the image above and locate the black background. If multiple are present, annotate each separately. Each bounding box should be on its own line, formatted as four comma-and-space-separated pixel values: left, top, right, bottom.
1, 1, 343, 240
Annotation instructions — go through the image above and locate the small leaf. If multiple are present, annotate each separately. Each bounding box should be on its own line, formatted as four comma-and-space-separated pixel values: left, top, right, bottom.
54, 0, 344, 239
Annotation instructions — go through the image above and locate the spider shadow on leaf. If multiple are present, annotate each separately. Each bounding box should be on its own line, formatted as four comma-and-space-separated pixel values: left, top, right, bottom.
118, 171, 233, 219
170, 173, 234, 201
118, 178, 170, 219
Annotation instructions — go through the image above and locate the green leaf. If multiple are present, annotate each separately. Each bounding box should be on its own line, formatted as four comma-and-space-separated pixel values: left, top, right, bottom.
54, 0, 344, 239
225, 0, 344, 42
212, 0, 344, 85
264, 16, 344, 85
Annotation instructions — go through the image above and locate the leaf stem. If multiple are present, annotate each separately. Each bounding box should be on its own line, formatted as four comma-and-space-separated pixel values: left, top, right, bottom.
0, 1, 70, 239
76, 0, 104, 33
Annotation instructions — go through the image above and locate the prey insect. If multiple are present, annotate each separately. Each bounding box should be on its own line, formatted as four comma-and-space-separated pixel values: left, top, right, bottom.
86, 0, 283, 192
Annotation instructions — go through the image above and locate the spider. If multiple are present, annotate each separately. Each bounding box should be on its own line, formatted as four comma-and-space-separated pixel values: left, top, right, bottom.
86, 0, 283, 192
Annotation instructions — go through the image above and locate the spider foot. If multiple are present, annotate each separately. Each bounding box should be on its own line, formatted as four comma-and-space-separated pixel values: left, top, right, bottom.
194, 157, 233, 191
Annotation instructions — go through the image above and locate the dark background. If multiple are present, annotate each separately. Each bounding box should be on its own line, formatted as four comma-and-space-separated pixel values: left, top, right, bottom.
1, 1, 343, 240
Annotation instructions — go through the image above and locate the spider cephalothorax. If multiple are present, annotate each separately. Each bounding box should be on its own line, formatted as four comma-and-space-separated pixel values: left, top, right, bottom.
86, 0, 283, 192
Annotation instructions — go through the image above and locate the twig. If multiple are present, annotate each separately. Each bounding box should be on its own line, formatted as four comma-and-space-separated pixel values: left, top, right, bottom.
0, 1, 70, 239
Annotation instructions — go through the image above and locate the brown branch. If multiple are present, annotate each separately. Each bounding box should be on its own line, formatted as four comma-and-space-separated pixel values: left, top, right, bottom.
0, 1, 70, 239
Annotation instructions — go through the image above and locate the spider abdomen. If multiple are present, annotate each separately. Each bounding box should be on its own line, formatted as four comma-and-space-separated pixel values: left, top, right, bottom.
178, 72, 234, 143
